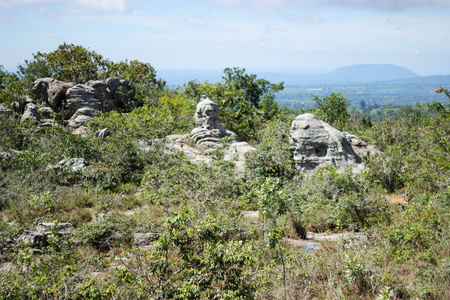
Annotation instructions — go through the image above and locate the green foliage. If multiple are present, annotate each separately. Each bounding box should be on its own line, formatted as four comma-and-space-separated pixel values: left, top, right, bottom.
115, 210, 255, 299
245, 118, 295, 179
183, 67, 284, 141
289, 166, 391, 232
18, 42, 109, 84
311, 92, 350, 130
107, 59, 166, 104
87, 92, 195, 139
77, 213, 132, 251
0, 66, 27, 106
1, 46, 450, 298
222, 67, 284, 108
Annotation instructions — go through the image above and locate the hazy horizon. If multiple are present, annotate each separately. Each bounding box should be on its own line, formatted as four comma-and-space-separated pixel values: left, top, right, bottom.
1, 0, 450, 77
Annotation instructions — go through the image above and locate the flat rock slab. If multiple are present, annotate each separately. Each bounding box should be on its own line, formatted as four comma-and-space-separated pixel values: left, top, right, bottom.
285, 232, 366, 253
242, 211, 260, 218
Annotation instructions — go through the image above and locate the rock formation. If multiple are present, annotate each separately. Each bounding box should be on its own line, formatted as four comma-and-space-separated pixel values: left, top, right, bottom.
15, 222, 74, 248
30, 77, 137, 129
189, 95, 238, 148
156, 96, 255, 169
289, 113, 377, 173
31, 78, 75, 111
20, 102, 40, 124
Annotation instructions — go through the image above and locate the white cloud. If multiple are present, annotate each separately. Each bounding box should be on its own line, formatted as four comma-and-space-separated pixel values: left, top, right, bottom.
0, 0, 134, 12
322, 0, 450, 9
74, 0, 134, 12
213, 0, 450, 10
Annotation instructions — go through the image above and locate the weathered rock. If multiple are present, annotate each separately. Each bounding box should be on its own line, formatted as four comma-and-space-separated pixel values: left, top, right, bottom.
344, 132, 380, 157
31, 78, 75, 111
11, 95, 34, 115
39, 119, 57, 128
20, 103, 40, 124
68, 107, 99, 128
15, 222, 74, 248
66, 84, 102, 119
94, 128, 110, 138
156, 96, 254, 169
223, 142, 256, 162
38, 106, 54, 119
190, 95, 238, 148
132, 232, 160, 246
86, 80, 116, 112
52, 158, 88, 172
290, 113, 370, 173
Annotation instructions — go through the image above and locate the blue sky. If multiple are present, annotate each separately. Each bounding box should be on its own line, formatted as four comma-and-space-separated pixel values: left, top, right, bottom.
1, 0, 449, 76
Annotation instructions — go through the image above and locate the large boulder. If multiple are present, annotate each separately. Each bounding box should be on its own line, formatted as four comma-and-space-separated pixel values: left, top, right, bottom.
31, 78, 75, 111
289, 113, 374, 173
190, 95, 238, 148
86, 80, 116, 112
68, 106, 99, 128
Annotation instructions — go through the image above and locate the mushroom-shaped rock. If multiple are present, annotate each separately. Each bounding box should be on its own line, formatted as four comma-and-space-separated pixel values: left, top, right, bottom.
289, 113, 367, 173
189, 96, 238, 148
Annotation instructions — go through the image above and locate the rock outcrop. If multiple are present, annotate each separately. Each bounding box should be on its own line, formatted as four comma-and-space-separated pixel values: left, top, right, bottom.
289, 113, 377, 173
30, 77, 137, 129
15, 222, 74, 248
150, 96, 254, 169
31, 78, 75, 111
20, 102, 40, 124
190, 95, 238, 148
51, 158, 89, 173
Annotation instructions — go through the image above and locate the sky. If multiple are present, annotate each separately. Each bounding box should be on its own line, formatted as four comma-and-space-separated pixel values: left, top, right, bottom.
0, 0, 449, 76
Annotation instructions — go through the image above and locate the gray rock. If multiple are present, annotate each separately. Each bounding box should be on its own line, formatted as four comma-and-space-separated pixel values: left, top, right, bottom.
189, 95, 238, 148
86, 80, 116, 112
68, 107, 99, 128
289, 113, 368, 173
20, 103, 40, 124
94, 128, 110, 138
38, 106, 54, 119
53, 158, 88, 172
343, 132, 380, 157
66, 84, 102, 119
15, 222, 74, 248
31, 78, 75, 111
68, 115, 93, 129
132, 232, 160, 246
223, 142, 256, 162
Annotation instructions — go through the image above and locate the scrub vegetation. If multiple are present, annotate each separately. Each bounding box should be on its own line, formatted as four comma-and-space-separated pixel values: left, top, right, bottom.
0, 44, 449, 299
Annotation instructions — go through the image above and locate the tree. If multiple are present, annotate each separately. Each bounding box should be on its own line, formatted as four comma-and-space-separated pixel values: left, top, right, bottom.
0, 65, 26, 105
107, 59, 166, 104
222, 67, 284, 108
18, 43, 109, 84
183, 68, 284, 141
312, 92, 350, 130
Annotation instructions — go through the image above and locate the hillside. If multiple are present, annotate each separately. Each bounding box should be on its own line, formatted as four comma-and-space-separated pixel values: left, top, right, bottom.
1, 44, 449, 299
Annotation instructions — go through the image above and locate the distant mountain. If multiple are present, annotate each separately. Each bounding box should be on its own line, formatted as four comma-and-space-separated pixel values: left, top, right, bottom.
326, 64, 420, 83
160, 64, 423, 87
